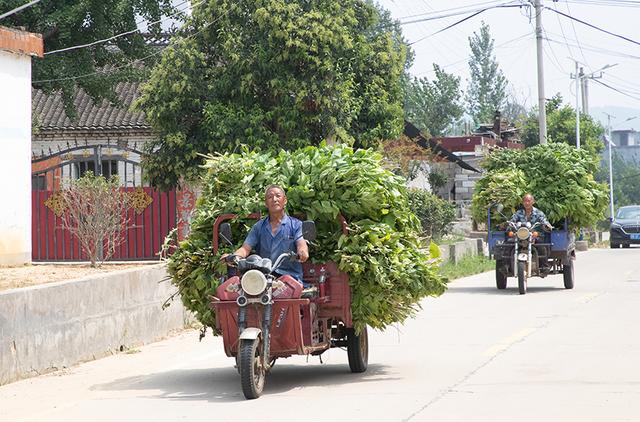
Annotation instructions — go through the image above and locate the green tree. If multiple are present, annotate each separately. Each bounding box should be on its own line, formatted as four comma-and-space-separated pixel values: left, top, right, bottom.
521, 94, 605, 155
597, 153, 640, 212
2, 0, 177, 116
404, 64, 463, 136
135, 0, 409, 190
465, 21, 507, 125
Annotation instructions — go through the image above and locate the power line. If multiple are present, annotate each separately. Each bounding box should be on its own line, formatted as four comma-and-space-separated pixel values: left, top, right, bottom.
45, 0, 199, 56
544, 32, 640, 60
545, 6, 640, 47
398, 0, 511, 20
33, 7, 231, 85
413, 31, 533, 76
592, 78, 640, 102
399, 1, 522, 26
0, 0, 41, 20
408, 8, 487, 45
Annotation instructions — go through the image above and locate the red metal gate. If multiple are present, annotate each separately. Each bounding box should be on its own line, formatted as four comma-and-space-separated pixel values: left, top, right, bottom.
31, 142, 177, 261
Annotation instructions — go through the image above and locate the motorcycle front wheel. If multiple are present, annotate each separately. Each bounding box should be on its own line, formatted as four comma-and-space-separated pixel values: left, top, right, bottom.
517, 261, 527, 295
239, 338, 265, 399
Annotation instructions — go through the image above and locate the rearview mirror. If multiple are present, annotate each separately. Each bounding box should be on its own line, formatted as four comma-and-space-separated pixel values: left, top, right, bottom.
302, 220, 317, 242
220, 223, 233, 245
494, 203, 504, 213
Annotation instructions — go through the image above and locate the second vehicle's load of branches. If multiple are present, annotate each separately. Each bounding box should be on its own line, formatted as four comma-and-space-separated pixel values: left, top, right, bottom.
471, 143, 609, 229
166, 144, 446, 332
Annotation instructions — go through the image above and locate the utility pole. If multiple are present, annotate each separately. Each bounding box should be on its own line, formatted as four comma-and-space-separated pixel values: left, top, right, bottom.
603, 112, 616, 221
534, 0, 547, 144
570, 62, 616, 150
581, 67, 589, 114
574, 62, 582, 149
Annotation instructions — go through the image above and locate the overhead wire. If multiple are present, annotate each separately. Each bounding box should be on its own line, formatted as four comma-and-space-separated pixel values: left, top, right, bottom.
545, 5, 640, 47
399, 1, 522, 26
45, 0, 201, 56
563, 0, 591, 72
32, 5, 230, 84
0, 0, 41, 20
592, 79, 640, 102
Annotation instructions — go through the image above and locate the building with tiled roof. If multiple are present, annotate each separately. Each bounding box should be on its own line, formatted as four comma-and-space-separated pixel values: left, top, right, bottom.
32, 81, 154, 157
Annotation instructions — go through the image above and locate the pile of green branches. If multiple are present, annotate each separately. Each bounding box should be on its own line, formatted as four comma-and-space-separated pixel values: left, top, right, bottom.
471, 143, 608, 230
166, 144, 446, 332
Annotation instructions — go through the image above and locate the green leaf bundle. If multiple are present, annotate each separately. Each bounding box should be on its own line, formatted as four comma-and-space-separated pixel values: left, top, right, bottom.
167, 144, 446, 332
471, 143, 609, 229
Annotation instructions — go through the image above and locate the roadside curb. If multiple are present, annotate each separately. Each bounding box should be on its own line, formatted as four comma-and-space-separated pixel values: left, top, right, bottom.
0, 264, 192, 386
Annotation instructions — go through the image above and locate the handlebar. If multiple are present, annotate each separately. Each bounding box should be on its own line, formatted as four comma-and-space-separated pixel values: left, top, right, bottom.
223, 251, 299, 275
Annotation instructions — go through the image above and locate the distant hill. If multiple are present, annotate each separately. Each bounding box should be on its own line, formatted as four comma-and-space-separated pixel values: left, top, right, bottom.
590, 106, 640, 132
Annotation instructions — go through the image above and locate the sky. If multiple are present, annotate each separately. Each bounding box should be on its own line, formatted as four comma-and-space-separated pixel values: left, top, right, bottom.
377, 0, 640, 130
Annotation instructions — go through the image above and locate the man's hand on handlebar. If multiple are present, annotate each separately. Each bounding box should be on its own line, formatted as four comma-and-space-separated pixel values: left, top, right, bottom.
220, 253, 239, 265
297, 249, 309, 263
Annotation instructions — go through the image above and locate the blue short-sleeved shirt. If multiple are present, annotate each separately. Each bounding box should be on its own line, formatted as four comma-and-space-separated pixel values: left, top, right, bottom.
243, 215, 303, 281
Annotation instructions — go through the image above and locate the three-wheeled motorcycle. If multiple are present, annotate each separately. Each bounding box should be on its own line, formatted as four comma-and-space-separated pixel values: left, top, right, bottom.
209, 214, 368, 399
487, 204, 576, 294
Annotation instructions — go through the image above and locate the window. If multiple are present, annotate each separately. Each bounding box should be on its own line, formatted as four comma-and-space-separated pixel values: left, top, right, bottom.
74, 160, 119, 178
32, 174, 46, 191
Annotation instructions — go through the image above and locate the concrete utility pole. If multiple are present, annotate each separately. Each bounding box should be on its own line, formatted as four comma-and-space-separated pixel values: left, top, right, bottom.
581, 67, 589, 114
570, 61, 617, 150
575, 62, 581, 149
534, 0, 547, 144
603, 112, 616, 220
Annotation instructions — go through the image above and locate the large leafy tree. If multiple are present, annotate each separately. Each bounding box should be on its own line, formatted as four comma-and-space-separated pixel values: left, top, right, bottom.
404, 64, 463, 137
135, 0, 409, 190
597, 153, 640, 211
521, 94, 604, 156
465, 21, 507, 125
1, 0, 177, 116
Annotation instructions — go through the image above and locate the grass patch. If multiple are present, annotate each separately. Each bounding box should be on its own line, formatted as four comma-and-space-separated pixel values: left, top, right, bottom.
440, 254, 495, 281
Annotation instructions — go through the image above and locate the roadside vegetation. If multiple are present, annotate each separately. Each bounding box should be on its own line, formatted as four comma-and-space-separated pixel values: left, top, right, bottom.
440, 254, 495, 281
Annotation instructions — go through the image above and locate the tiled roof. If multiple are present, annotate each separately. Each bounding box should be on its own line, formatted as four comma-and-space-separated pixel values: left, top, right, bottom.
32, 82, 151, 131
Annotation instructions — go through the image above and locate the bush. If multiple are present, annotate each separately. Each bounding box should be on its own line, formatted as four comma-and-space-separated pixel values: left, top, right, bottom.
60, 171, 131, 267
407, 188, 456, 240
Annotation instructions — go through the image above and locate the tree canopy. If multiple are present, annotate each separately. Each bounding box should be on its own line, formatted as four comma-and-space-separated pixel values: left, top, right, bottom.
135, 0, 409, 190
521, 94, 605, 156
465, 21, 507, 125
404, 64, 463, 137
1, 0, 177, 117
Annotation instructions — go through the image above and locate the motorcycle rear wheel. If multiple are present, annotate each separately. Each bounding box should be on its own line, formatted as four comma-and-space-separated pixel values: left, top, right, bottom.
563, 258, 575, 289
347, 326, 369, 373
517, 261, 527, 295
239, 338, 265, 399
495, 261, 507, 290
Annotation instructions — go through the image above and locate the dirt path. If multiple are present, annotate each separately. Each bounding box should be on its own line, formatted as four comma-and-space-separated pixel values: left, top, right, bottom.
0, 264, 155, 292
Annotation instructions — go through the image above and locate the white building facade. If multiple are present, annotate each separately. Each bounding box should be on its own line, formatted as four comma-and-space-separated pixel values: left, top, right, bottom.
0, 26, 43, 265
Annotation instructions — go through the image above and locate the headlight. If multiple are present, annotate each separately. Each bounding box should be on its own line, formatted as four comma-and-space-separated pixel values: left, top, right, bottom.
516, 227, 530, 240
241, 270, 267, 296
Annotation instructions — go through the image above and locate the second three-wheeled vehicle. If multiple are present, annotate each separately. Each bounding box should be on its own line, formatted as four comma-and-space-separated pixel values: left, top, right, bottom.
209, 214, 368, 399
487, 204, 576, 295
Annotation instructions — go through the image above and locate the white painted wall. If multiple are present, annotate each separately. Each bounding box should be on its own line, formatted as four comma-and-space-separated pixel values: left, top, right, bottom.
0, 50, 32, 265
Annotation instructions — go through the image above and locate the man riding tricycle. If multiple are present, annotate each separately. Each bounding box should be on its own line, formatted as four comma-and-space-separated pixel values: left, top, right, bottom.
210, 185, 368, 399
488, 194, 576, 294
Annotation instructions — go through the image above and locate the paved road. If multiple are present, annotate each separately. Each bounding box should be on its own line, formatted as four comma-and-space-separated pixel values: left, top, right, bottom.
2, 248, 639, 422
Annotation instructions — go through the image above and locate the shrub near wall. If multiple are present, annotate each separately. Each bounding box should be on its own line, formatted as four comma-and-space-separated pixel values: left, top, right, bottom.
407, 188, 456, 241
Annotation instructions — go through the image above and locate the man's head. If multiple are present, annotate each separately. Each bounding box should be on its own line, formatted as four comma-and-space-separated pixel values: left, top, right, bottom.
264, 185, 287, 214
522, 193, 535, 212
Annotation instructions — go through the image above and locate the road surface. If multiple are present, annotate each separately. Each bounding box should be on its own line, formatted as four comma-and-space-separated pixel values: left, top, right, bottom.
1, 247, 639, 422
